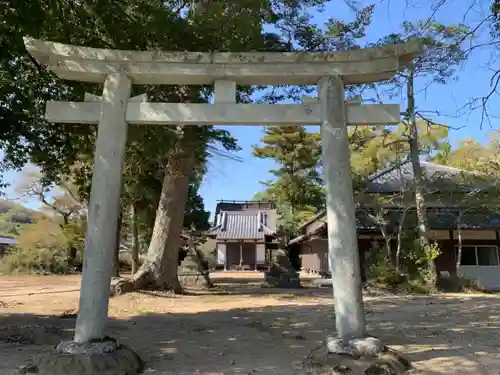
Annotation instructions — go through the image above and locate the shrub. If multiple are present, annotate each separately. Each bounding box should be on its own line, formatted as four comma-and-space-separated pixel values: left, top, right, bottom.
456, 277, 489, 293
0, 246, 69, 274
401, 278, 432, 294
0, 219, 70, 275
366, 248, 399, 284
366, 243, 433, 294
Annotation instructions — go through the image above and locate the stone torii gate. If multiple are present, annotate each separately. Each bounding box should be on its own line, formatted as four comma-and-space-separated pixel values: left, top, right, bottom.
23, 37, 422, 374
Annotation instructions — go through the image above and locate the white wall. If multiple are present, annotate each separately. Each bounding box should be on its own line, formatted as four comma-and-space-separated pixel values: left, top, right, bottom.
459, 266, 500, 291
217, 243, 226, 265
256, 243, 266, 264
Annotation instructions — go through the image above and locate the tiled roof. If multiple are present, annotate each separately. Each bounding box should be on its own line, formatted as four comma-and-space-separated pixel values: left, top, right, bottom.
215, 201, 276, 214
289, 161, 500, 245
364, 160, 489, 193
208, 210, 276, 240
292, 208, 500, 245
428, 210, 500, 229
355, 208, 500, 230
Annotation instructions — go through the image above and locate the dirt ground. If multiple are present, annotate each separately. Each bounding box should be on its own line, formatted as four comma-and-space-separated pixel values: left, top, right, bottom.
1, 272, 500, 374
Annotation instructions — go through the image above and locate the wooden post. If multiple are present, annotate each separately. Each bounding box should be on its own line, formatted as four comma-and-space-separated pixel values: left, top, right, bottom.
254, 241, 258, 271
223, 241, 227, 271
239, 241, 243, 268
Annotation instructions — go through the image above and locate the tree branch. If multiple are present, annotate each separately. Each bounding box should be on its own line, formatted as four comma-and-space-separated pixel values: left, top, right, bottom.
415, 111, 465, 130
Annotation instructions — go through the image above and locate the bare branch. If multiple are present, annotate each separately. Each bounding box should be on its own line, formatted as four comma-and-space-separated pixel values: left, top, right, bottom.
459, 68, 500, 128
415, 111, 465, 130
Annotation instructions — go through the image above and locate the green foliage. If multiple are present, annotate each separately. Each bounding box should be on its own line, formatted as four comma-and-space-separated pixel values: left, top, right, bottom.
61, 220, 86, 256
375, 20, 471, 88
350, 121, 449, 183
1, 0, 345, 183
2, 1, 258, 264
493, 0, 500, 33
183, 185, 211, 231
1, 0, 387, 256
5, 0, 353, 258
0, 181, 86, 275
253, 120, 449, 235
0, 218, 71, 274
437, 130, 500, 178
401, 239, 441, 286
252, 125, 324, 232
366, 248, 431, 294
1, 0, 247, 217
252, 191, 274, 202
0, 217, 20, 236
349, 127, 398, 180
407, 239, 441, 266
0, 200, 41, 236
366, 251, 402, 284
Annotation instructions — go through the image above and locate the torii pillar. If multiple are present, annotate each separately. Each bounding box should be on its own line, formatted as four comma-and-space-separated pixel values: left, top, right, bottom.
22, 37, 422, 375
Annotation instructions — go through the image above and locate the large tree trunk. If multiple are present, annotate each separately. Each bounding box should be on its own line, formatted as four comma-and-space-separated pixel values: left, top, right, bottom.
130, 202, 140, 274
112, 212, 123, 277
407, 67, 437, 286
111, 150, 195, 296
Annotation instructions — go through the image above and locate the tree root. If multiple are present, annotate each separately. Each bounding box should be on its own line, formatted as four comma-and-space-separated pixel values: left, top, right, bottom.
109, 268, 150, 297
110, 278, 137, 297
58, 308, 79, 319
109, 267, 185, 297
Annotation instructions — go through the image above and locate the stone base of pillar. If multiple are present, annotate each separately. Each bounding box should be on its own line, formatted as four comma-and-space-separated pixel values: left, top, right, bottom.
18, 338, 144, 375
304, 336, 412, 375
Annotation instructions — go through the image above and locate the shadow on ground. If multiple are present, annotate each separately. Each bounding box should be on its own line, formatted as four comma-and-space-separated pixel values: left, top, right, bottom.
1, 294, 500, 374
138, 282, 335, 298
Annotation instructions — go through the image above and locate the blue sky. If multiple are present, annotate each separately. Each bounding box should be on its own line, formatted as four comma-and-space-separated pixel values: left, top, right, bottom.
1, 0, 499, 217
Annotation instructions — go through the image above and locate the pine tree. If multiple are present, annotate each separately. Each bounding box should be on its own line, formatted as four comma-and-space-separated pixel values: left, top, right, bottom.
253, 125, 323, 231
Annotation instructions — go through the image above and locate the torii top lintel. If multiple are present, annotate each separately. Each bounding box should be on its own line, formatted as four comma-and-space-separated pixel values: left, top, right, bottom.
23, 37, 423, 86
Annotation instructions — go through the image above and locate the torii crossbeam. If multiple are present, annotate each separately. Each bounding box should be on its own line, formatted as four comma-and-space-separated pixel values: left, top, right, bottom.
24, 37, 422, 369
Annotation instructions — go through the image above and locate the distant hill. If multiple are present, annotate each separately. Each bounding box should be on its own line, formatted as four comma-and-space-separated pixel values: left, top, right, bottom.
0, 200, 43, 236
